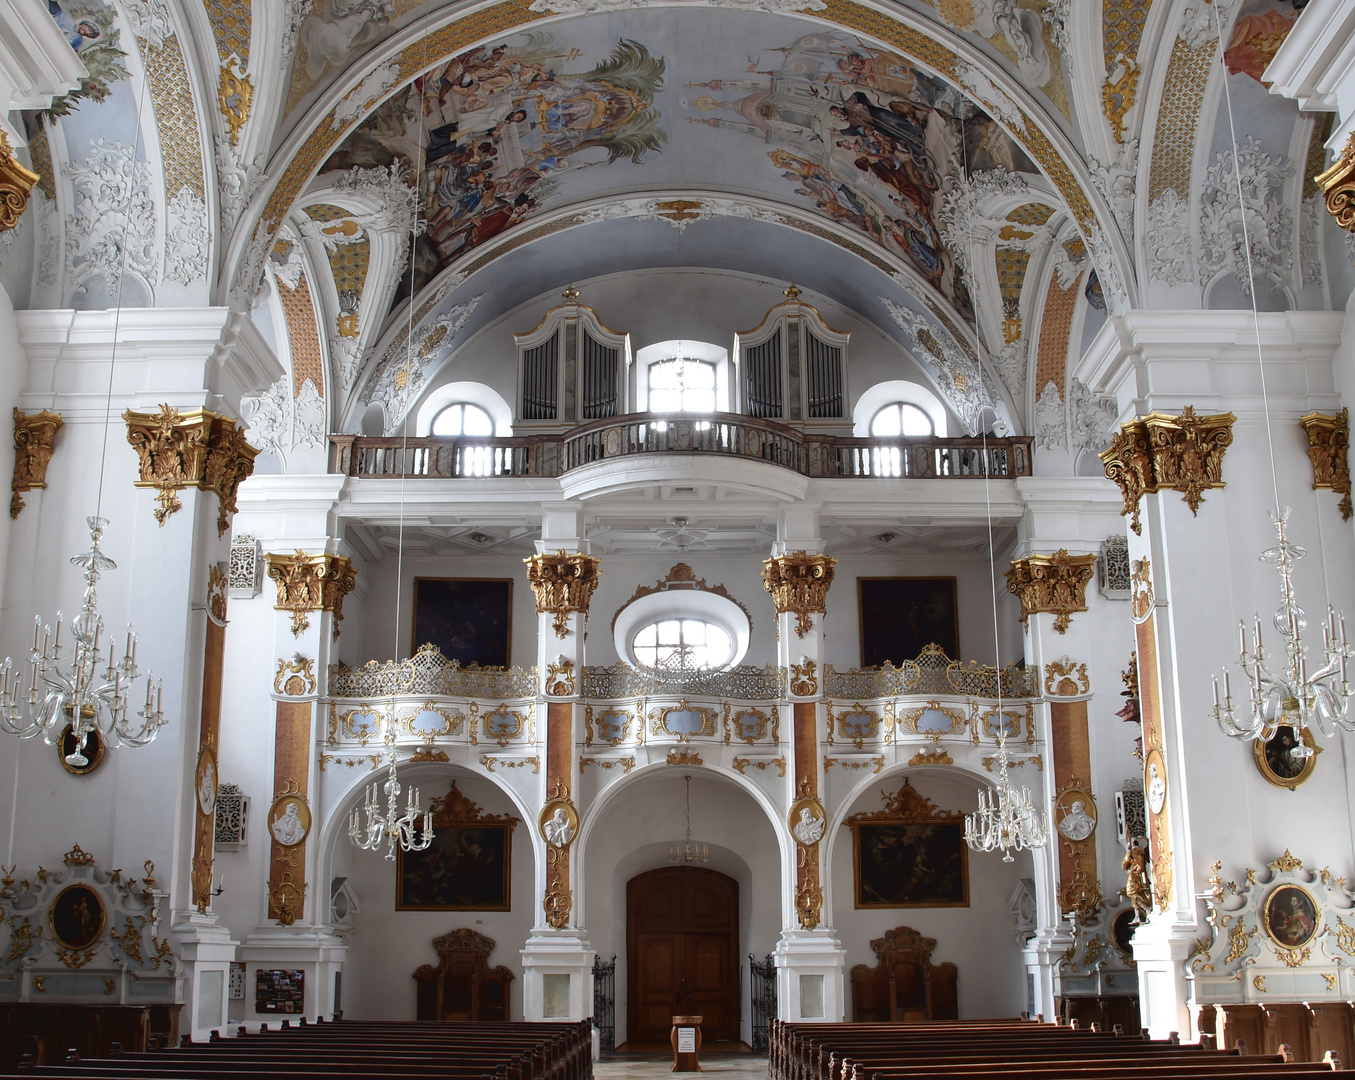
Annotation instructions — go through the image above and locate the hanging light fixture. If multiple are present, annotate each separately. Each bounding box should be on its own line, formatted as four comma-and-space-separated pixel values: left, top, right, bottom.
948, 86, 1047, 863
1205, 3, 1354, 754
668, 775, 709, 865
348, 725, 434, 861
0, 73, 164, 767
349, 38, 433, 858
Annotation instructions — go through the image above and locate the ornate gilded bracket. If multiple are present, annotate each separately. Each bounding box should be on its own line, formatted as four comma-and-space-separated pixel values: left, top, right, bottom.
265, 551, 358, 638
761, 551, 837, 637
1316, 131, 1355, 234
124, 406, 259, 534
0, 130, 39, 237
11, 409, 63, 518
1100, 407, 1235, 533
1005, 550, 1097, 634
524, 550, 601, 637
1299, 409, 1352, 522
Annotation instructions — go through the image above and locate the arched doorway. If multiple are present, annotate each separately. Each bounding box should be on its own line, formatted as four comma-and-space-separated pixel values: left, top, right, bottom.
627, 867, 739, 1045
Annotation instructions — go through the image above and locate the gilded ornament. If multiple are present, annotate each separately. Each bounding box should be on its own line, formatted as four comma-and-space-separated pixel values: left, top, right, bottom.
1102, 53, 1140, 144
1323, 973, 1337, 990
525, 550, 601, 637
546, 658, 576, 697
1270, 850, 1304, 873
731, 756, 786, 776
218, 60, 252, 145
481, 754, 540, 772
1253, 975, 1266, 993
1005, 550, 1097, 633
1253, 726, 1321, 791
906, 748, 953, 767
0, 129, 39, 236
273, 653, 317, 697
614, 563, 751, 631
1123, 844, 1151, 923
790, 658, 818, 697
1299, 409, 1352, 521
1225, 919, 1256, 964
1333, 915, 1355, 958
1144, 407, 1234, 514
762, 552, 837, 637
825, 755, 886, 771
1131, 558, 1153, 623
266, 551, 358, 637
579, 756, 634, 773
1044, 658, 1090, 697
124, 407, 257, 532
10, 410, 63, 519
206, 563, 228, 627
1100, 422, 1155, 535
666, 749, 704, 766
407, 744, 448, 763
794, 877, 823, 930
1316, 131, 1355, 234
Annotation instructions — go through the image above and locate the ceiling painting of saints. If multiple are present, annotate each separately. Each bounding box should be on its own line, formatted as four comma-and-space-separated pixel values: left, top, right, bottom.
322, 34, 667, 301
693, 33, 1036, 322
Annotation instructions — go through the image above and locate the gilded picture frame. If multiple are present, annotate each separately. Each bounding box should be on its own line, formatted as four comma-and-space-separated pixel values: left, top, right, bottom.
49, 882, 106, 950
845, 779, 969, 908
58, 724, 104, 776
1253, 726, 1320, 791
397, 781, 517, 912
1262, 883, 1320, 950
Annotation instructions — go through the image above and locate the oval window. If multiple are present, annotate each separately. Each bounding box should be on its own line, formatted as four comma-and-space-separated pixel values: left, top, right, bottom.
632, 618, 734, 671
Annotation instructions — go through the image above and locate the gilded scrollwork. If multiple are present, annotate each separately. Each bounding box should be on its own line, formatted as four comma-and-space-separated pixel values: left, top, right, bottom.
1299, 409, 1352, 521
0, 128, 39, 236
1316, 130, 1355, 234
525, 550, 601, 637
666, 749, 703, 766
906, 748, 952, 767
790, 658, 818, 697
762, 552, 837, 637
1044, 658, 1090, 697
1100, 408, 1234, 532
731, 756, 786, 776
274, 653, 316, 696
124, 406, 258, 532
1005, 550, 1097, 634
546, 658, 576, 697
10, 409, 63, 519
266, 551, 358, 637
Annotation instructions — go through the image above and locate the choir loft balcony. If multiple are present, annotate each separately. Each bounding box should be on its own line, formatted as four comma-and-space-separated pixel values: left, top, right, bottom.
329, 412, 1034, 483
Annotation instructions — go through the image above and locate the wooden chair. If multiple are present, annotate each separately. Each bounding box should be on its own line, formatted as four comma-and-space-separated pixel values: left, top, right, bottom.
850, 925, 958, 1022
412, 928, 514, 1022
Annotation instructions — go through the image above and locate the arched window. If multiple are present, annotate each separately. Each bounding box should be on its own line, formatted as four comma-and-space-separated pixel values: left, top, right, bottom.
632, 618, 734, 671
870, 402, 934, 437
648, 357, 717, 413
431, 402, 494, 437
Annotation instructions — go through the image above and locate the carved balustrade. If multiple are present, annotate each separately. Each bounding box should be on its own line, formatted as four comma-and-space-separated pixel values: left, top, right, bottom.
329, 417, 1033, 481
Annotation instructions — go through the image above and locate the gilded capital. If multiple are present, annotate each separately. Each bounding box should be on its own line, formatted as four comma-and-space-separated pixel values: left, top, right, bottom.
1299, 408, 1352, 522
11, 409, 63, 519
124, 405, 258, 533
1005, 549, 1097, 634
0, 129, 39, 236
266, 551, 358, 638
525, 550, 601, 638
761, 551, 837, 637
1100, 407, 1233, 533
1316, 130, 1355, 235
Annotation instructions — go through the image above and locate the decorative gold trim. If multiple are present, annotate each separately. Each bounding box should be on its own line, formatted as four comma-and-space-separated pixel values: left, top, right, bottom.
666, 749, 704, 766
1253, 727, 1321, 791
1316, 130, 1355, 234
267, 794, 312, 848
825, 754, 887, 772
906, 748, 952, 767
274, 653, 317, 696
1044, 659, 1090, 697
64, 844, 96, 866
58, 725, 104, 776
790, 658, 818, 697
1131, 558, 1153, 623
124, 406, 258, 532
400, 701, 464, 740
11, 409, 62, 519
1300, 409, 1352, 521
899, 700, 968, 744
651, 701, 716, 741
482, 705, 527, 747
1261, 882, 1319, 954
613, 562, 751, 631
0, 129, 39, 236
1270, 849, 1304, 873
48, 883, 106, 952
207, 563, 228, 627
481, 754, 540, 773
586, 705, 631, 747
218, 59, 252, 145
409, 746, 450, 763
1100, 408, 1235, 533
546, 658, 576, 697
762, 552, 837, 637
538, 799, 580, 848
732, 756, 786, 776
580, 755, 634, 773
829, 703, 879, 748
724, 705, 775, 745
525, 550, 601, 638
1005, 550, 1097, 634
266, 551, 358, 637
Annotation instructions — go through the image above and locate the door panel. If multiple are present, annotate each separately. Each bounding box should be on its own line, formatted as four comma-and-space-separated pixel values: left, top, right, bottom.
627, 868, 739, 1046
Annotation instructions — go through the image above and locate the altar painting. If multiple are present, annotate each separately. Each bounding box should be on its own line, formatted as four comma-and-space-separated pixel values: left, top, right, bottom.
858, 577, 958, 667
397, 781, 517, 911
412, 577, 513, 667
846, 779, 969, 908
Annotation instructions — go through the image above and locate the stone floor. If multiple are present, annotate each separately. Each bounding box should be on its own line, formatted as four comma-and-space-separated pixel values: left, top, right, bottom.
596, 1054, 769, 1079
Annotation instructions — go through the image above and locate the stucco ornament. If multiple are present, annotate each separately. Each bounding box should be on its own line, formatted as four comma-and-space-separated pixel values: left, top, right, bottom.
1145, 191, 1195, 286
878, 297, 997, 437
1199, 137, 1294, 297
65, 139, 158, 296
362, 296, 483, 433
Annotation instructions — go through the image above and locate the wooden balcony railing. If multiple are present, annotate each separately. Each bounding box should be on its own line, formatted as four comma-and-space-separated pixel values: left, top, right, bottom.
329, 413, 1033, 480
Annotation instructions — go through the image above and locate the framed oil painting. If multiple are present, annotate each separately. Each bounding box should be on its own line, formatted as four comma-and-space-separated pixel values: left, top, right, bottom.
49, 882, 105, 949
1253, 725, 1320, 791
412, 578, 513, 667
397, 781, 517, 911
1263, 884, 1319, 950
845, 779, 969, 908
858, 577, 958, 667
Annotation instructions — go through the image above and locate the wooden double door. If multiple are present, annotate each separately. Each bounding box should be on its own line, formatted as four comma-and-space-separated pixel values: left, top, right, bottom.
627, 867, 740, 1045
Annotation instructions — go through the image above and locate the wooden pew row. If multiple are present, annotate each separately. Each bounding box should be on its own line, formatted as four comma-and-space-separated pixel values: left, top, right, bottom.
769, 1020, 1339, 1080
0, 1019, 592, 1080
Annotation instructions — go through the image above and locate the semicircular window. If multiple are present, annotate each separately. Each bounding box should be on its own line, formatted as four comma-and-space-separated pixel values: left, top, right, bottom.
633, 618, 733, 672
431, 402, 494, 437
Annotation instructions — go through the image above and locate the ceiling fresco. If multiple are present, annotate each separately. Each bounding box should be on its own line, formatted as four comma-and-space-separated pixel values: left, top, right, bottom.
317, 15, 1037, 323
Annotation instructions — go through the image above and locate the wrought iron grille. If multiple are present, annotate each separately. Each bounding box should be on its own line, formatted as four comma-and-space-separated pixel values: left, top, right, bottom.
749, 953, 776, 1054
581, 662, 784, 701
592, 954, 616, 1054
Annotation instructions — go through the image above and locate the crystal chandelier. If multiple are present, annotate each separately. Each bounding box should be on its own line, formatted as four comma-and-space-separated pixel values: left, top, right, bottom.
965, 731, 1049, 863
348, 722, 434, 861
669, 774, 709, 865
0, 516, 165, 765
1211, 507, 1352, 753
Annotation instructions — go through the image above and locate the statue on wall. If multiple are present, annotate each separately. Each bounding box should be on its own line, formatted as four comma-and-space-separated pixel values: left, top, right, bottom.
1123, 843, 1152, 923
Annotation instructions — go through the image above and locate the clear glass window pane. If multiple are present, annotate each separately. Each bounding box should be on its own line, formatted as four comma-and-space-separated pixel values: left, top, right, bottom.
632, 618, 733, 670
871, 403, 933, 438
432, 403, 493, 436
647, 359, 717, 414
